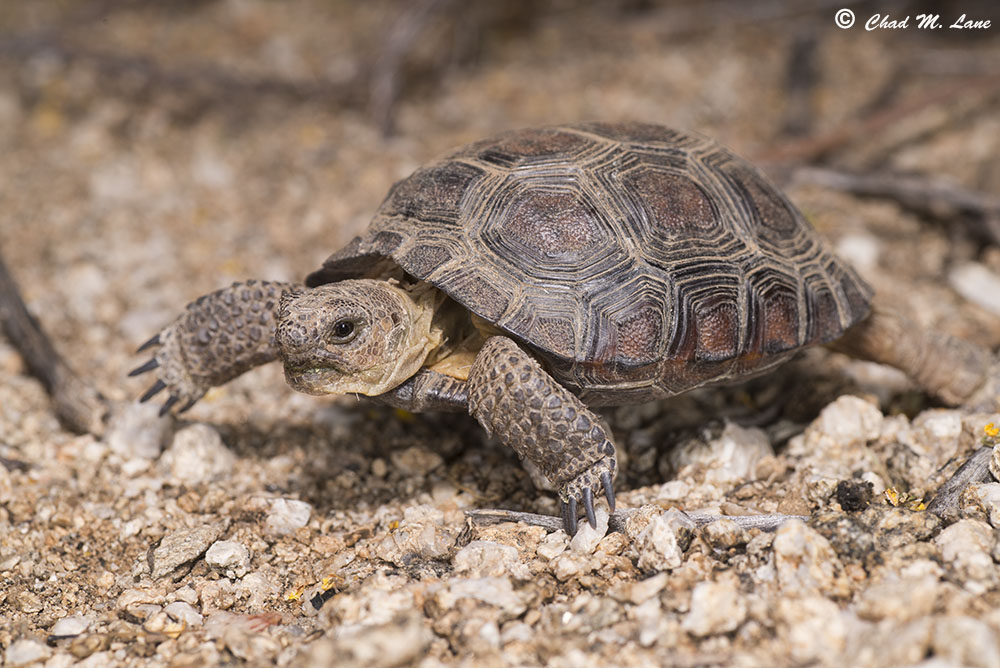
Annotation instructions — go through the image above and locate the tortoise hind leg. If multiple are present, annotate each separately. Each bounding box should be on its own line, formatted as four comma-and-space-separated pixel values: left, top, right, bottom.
130, 280, 297, 415
832, 300, 996, 409
468, 336, 616, 534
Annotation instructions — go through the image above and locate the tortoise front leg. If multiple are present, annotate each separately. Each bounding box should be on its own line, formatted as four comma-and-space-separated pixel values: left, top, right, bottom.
130, 280, 297, 414
467, 336, 616, 534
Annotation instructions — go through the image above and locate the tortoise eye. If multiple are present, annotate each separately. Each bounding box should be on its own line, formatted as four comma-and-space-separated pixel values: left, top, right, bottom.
329, 318, 359, 343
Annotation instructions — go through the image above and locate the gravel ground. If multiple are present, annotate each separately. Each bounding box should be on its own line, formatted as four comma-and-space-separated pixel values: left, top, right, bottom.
2, 2, 1000, 667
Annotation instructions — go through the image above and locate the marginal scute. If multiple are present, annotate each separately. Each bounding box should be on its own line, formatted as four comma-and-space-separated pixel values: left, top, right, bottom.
694, 296, 739, 362
382, 162, 483, 223
471, 128, 594, 167
401, 244, 452, 276
310, 122, 872, 404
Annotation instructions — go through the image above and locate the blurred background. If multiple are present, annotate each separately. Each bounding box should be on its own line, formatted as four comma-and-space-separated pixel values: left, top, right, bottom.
0, 0, 998, 404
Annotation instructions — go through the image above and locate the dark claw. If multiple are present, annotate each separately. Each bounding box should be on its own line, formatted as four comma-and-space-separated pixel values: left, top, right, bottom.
178, 398, 197, 413
159, 395, 179, 417
601, 471, 615, 513
128, 358, 159, 377
582, 487, 597, 528
136, 333, 161, 353
566, 497, 578, 536
140, 380, 167, 402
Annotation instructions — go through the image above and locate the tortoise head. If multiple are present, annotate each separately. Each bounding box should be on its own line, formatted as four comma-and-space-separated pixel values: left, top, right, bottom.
275, 279, 442, 396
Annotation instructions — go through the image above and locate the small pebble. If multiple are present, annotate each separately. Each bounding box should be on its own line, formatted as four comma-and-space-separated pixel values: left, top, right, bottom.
163, 601, 203, 627
454, 541, 527, 579
389, 445, 443, 477
682, 577, 747, 637
934, 519, 997, 594
570, 507, 609, 554
145, 523, 225, 579
105, 401, 170, 459
159, 424, 236, 484
49, 615, 91, 637
4, 639, 51, 667
264, 499, 312, 535
702, 518, 750, 551
949, 262, 1000, 316
205, 540, 251, 578
773, 519, 849, 598
636, 512, 685, 572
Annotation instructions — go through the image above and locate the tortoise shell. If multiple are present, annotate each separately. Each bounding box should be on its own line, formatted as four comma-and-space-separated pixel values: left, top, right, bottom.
307, 122, 872, 405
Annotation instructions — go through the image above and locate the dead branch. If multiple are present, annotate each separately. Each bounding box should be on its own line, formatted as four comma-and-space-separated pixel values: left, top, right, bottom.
792, 166, 1000, 245
0, 249, 110, 436
464, 507, 807, 534
926, 447, 994, 521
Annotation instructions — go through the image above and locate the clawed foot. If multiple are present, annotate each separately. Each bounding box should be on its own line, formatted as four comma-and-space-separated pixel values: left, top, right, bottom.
129, 325, 209, 417
559, 456, 616, 535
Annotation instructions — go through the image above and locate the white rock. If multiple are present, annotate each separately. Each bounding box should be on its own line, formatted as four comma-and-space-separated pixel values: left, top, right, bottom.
934, 519, 997, 594
949, 262, 1000, 316
853, 575, 939, 621
205, 540, 251, 578
163, 601, 204, 627
454, 541, 528, 579
669, 422, 773, 484
932, 615, 1000, 668
159, 424, 236, 484
971, 483, 1000, 528
390, 446, 443, 477
992, 443, 1000, 483
773, 519, 849, 597
570, 507, 609, 554
437, 577, 528, 618
836, 233, 881, 272
627, 572, 669, 605
808, 395, 884, 448
373, 506, 459, 565
636, 512, 685, 572
105, 401, 170, 459
4, 639, 51, 667
682, 578, 747, 637
49, 615, 91, 637
777, 596, 848, 664
536, 531, 569, 560
264, 499, 312, 535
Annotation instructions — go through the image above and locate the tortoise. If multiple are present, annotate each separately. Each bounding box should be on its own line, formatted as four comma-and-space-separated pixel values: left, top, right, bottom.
131, 122, 994, 534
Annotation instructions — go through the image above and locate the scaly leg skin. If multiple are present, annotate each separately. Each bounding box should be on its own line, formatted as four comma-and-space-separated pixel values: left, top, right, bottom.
130, 280, 297, 415
467, 336, 616, 535
832, 300, 996, 409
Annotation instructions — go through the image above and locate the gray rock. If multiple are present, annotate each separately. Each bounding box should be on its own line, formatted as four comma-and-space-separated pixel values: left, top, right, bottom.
949, 262, 1000, 317
668, 422, 772, 485
140, 523, 225, 579
159, 423, 236, 484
